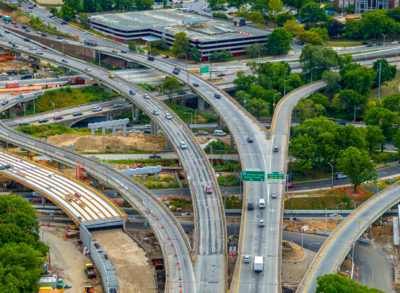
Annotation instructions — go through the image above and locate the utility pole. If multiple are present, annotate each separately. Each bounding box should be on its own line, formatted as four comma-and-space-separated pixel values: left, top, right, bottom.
353, 104, 356, 123
377, 62, 382, 100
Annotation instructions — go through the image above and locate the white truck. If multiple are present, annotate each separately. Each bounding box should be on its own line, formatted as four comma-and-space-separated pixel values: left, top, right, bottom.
253, 256, 264, 273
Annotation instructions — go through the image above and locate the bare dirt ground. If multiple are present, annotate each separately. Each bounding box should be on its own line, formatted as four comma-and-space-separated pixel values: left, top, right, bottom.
92, 229, 156, 293
48, 133, 166, 152
40, 226, 103, 292
284, 219, 339, 233
282, 246, 316, 284
283, 241, 304, 261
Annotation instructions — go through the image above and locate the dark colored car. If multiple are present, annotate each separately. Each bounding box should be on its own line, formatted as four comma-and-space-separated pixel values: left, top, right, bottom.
147, 56, 154, 61
162, 55, 169, 59
193, 82, 199, 87
247, 137, 254, 143
217, 73, 225, 77
214, 93, 221, 99
73, 112, 83, 116
39, 118, 48, 123
143, 129, 151, 134
149, 154, 161, 159
247, 202, 254, 210
61, 21, 67, 25
19, 122, 29, 126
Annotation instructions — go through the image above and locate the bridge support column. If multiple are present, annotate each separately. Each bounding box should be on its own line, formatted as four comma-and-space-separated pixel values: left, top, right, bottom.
123, 124, 127, 137
198, 97, 205, 112
230, 135, 234, 150
91, 129, 95, 136
154, 172, 159, 179
92, 177, 99, 187
132, 104, 139, 121
141, 174, 146, 180
58, 162, 64, 172
151, 121, 158, 135
1, 141, 7, 149
216, 116, 225, 129
9, 107, 16, 118
165, 139, 174, 151
102, 128, 106, 136
112, 127, 116, 136
41, 196, 46, 204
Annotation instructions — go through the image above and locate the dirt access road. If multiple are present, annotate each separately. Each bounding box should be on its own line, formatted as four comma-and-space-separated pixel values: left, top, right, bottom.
92, 229, 157, 293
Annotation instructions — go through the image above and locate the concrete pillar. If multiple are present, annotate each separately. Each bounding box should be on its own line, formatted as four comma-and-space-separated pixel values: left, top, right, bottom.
216, 116, 225, 129
9, 107, 16, 118
91, 129, 95, 136
102, 127, 106, 136
154, 172, 159, 179
132, 104, 139, 121
123, 124, 127, 137
41, 196, 46, 204
230, 135, 234, 150
58, 162, 64, 172
141, 174, 146, 181
151, 121, 158, 135
92, 177, 99, 187
1, 141, 7, 149
165, 139, 174, 151
198, 97, 205, 112
112, 127, 116, 136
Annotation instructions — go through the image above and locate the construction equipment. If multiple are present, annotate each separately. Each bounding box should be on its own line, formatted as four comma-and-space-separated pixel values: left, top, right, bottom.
84, 263, 96, 280
84, 286, 94, 293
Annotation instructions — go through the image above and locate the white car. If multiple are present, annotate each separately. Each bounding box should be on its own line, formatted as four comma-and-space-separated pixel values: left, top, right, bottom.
143, 94, 150, 99
85, 68, 91, 72
36, 50, 43, 55
153, 110, 159, 115
91, 106, 102, 112
29, 46, 35, 50
271, 192, 277, 198
258, 219, 265, 227
180, 141, 187, 149
165, 113, 172, 120
128, 129, 140, 133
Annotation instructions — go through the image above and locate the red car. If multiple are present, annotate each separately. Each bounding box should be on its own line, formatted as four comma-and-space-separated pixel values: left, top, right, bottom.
287, 183, 296, 188
53, 116, 63, 120
205, 186, 212, 194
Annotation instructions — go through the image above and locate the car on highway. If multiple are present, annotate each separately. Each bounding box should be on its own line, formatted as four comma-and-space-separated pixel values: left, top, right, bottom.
57, 36, 63, 40
336, 173, 347, 179
61, 21, 67, 25
17, 95, 24, 99
217, 73, 225, 77
149, 154, 161, 159
143, 94, 150, 99
270, 191, 277, 199
92, 106, 102, 112
19, 122, 30, 126
243, 255, 251, 263
3, 165, 11, 169
162, 55, 169, 59
39, 118, 48, 123
120, 49, 127, 53
72, 112, 83, 116
23, 38, 30, 42
193, 82, 199, 87
108, 73, 115, 78
258, 219, 265, 227
214, 93, 221, 99
247, 202, 254, 210
147, 56, 155, 61
247, 136, 254, 143
205, 186, 212, 194
180, 141, 187, 149
287, 183, 296, 188
165, 113, 172, 120
273, 145, 279, 152
112, 103, 122, 108
29, 46, 35, 50
153, 110, 160, 115
4, 30, 10, 34
42, 46, 47, 50
1, 100, 8, 106
53, 116, 63, 120
41, 33, 47, 37
61, 59, 68, 63
173, 68, 180, 75
258, 198, 265, 209
129, 89, 135, 95
85, 68, 91, 72
129, 129, 140, 133
36, 50, 43, 55
143, 129, 151, 134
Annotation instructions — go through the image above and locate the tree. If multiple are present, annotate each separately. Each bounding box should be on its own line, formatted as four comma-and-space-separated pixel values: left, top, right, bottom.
60, 4, 74, 21
373, 59, 397, 86
247, 10, 266, 25
246, 98, 270, 119
327, 20, 345, 37
172, 32, 190, 58
276, 12, 295, 27
50, 7, 58, 14
316, 274, 384, 293
128, 42, 138, 52
309, 27, 329, 41
394, 130, 400, 156
267, 28, 292, 55
162, 77, 181, 101
387, 6, 400, 22
245, 43, 266, 58
360, 10, 388, 40
208, 0, 226, 10
226, 0, 249, 9
382, 94, 400, 112
344, 19, 362, 39
299, 45, 339, 80
189, 47, 202, 62
332, 89, 367, 120
322, 71, 341, 98
284, 20, 305, 36
268, 0, 283, 20
135, 0, 154, 10
234, 71, 256, 92
342, 67, 375, 96
337, 147, 377, 192
252, 0, 269, 16
298, 31, 323, 45
299, 1, 327, 25
78, 13, 89, 28
212, 12, 229, 19
364, 106, 398, 144
364, 125, 386, 153
210, 50, 232, 61
294, 98, 325, 123
344, 5, 355, 14
282, 0, 309, 13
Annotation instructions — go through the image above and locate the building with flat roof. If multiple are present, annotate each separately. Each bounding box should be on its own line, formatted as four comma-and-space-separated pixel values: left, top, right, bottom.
90, 9, 271, 61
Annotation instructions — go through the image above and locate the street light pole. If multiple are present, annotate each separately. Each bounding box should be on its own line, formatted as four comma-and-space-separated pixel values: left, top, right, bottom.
49, 100, 55, 119
325, 208, 327, 233
283, 79, 286, 96
273, 92, 280, 112
184, 112, 192, 129
328, 162, 334, 188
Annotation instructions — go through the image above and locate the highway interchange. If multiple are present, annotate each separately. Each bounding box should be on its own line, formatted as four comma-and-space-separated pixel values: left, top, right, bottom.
2, 3, 400, 293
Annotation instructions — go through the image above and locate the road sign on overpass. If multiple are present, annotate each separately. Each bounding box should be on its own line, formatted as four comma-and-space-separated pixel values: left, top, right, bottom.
267, 172, 285, 180
241, 170, 265, 182
200, 66, 209, 73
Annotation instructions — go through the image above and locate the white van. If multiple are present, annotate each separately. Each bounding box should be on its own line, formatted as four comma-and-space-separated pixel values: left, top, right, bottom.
258, 199, 265, 209
214, 130, 226, 137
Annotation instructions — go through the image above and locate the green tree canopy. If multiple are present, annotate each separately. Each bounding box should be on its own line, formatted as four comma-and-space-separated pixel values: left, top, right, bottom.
267, 28, 292, 55
246, 98, 270, 118
342, 67, 375, 96
233, 71, 257, 92
268, 0, 283, 19
364, 105, 398, 141
382, 94, 400, 113
162, 77, 182, 100
332, 89, 367, 120
373, 59, 397, 86
276, 12, 295, 27
210, 50, 232, 61
299, 1, 327, 25
363, 125, 386, 153
172, 32, 190, 58
299, 45, 339, 80
322, 71, 341, 98
316, 274, 384, 292
337, 147, 377, 192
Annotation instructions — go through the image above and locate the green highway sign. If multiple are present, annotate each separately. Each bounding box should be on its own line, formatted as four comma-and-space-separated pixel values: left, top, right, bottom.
200, 66, 209, 73
241, 170, 265, 182
267, 172, 285, 180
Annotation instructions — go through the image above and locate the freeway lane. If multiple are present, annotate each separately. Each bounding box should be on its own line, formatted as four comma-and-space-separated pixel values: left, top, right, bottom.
0, 40, 195, 292
299, 182, 400, 293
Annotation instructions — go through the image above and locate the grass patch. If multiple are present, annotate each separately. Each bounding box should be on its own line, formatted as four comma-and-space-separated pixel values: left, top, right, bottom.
138, 83, 158, 92
290, 164, 332, 182
104, 158, 178, 167
17, 124, 90, 138
166, 102, 217, 123
370, 71, 400, 98
224, 195, 242, 209
212, 159, 241, 172
218, 174, 240, 187
136, 175, 184, 189
285, 187, 374, 210
163, 198, 192, 211
204, 140, 236, 154
325, 41, 363, 47
27, 86, 117, 114
116, 109, 151, 124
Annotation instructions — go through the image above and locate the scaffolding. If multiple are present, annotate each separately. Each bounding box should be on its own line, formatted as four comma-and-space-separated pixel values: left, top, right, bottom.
355, 0, 388, 13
